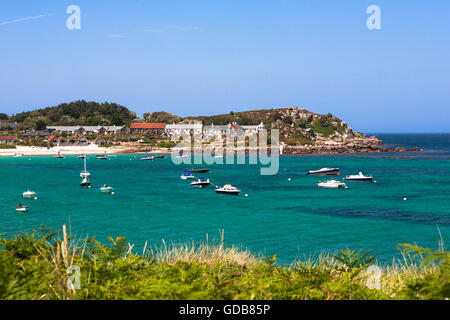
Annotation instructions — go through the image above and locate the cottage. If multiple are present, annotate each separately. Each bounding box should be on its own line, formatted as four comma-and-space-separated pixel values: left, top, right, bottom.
130, 123, 166, 134
77, 135, 89, 146
47, 135, 57, 143
165, 123, 203, 139
94, 135, 104, 145
0, 136, 16, 144
0, 123, 18, 131
20, 130, 48, 137
47, 126, 84, 134
46, 125, 124, 135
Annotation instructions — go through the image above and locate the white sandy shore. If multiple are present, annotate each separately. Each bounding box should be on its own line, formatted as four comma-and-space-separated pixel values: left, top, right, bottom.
0, 145, 126, 157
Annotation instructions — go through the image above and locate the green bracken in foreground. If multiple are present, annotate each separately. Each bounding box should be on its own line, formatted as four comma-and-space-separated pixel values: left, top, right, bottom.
0, 225, 448, 300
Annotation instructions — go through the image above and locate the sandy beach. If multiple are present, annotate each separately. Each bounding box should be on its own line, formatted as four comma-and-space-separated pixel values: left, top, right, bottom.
0, 145, 126, 157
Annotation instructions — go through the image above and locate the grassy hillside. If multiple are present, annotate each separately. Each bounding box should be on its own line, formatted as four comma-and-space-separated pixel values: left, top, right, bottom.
186, 107, 357, 145
0, 226, 448, 300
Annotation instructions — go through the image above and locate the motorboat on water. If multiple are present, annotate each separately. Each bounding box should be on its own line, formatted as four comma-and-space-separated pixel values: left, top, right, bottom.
53, 152, 64, 159
215, 184, 240, 195
97, 154, 108, 160
100, 184, 114, 193
78, 154, 86, 159
190, 178, 210, 188
317, 180, 347, 188
22, 190, 37, 199
181, 171, 196, 180
307, 168, 339, 175
141, 156, 154, 161
344, 172, 373, 181
16, 204, 28, 212
176, 154, 189, 159
154, 155, 165, 159
185, 168, 211, 173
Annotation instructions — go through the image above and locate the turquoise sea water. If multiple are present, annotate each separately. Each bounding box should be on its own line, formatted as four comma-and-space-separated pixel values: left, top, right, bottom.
1, 134, 449, 264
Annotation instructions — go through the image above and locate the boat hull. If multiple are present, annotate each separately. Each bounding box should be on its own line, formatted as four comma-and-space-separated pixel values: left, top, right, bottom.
23, 193, 36, 198
344, 177, 373, 181
317, 183, 346, 188
186, 168, 211, 173
191, 182, 210, 187
307, 169, 339, 175
215, 190, 240, 195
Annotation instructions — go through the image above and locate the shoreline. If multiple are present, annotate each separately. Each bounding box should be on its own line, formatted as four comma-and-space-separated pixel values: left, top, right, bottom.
0, 144, 423, 157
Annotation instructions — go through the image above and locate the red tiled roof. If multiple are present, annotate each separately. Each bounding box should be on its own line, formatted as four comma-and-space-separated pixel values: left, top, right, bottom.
0, 136, 16, 140
130, 123, 166, 129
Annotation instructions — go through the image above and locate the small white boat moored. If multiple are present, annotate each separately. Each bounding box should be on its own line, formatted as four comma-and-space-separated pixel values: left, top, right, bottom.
344, 172, 373, 181
215, 184, 241, 195
317, 180, 347, 189
100, 185, 114, 193
22, 190, 37, 199
80, 176, 91, 187
53, 152, 64, 159
181, 171, 196, 180
307, 168, 339, 175
16, 205, 29, 212
141, 156, 154, 161
190, 178, 210, 188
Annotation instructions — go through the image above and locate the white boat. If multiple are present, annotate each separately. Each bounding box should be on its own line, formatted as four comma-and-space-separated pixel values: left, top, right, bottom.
80, 157, 91, 187
307, 168, 339, 175
141, 156, 154, 161
190, 178, 210, 188
78, 154, 86, 159
53, 152, 64, 159
97, 154, 108, 160
22, 190, 37, 199
16, 205, 28, 212
80, 176, 91, 187
80, 156, 90, 178
344, 172, 373, 181
181, 171, 195, 179
176, 154, 189, 159
100, 185, 114, 193
215, 184, 240, 195
317, 180, 347, 189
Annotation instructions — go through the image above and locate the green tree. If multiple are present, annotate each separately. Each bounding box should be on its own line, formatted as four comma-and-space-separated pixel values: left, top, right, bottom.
35, 119, 47, 130
110, 113, 124, 126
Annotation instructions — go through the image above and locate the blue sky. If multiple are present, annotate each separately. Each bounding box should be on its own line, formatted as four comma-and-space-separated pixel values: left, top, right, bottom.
0, 0, 449, 132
